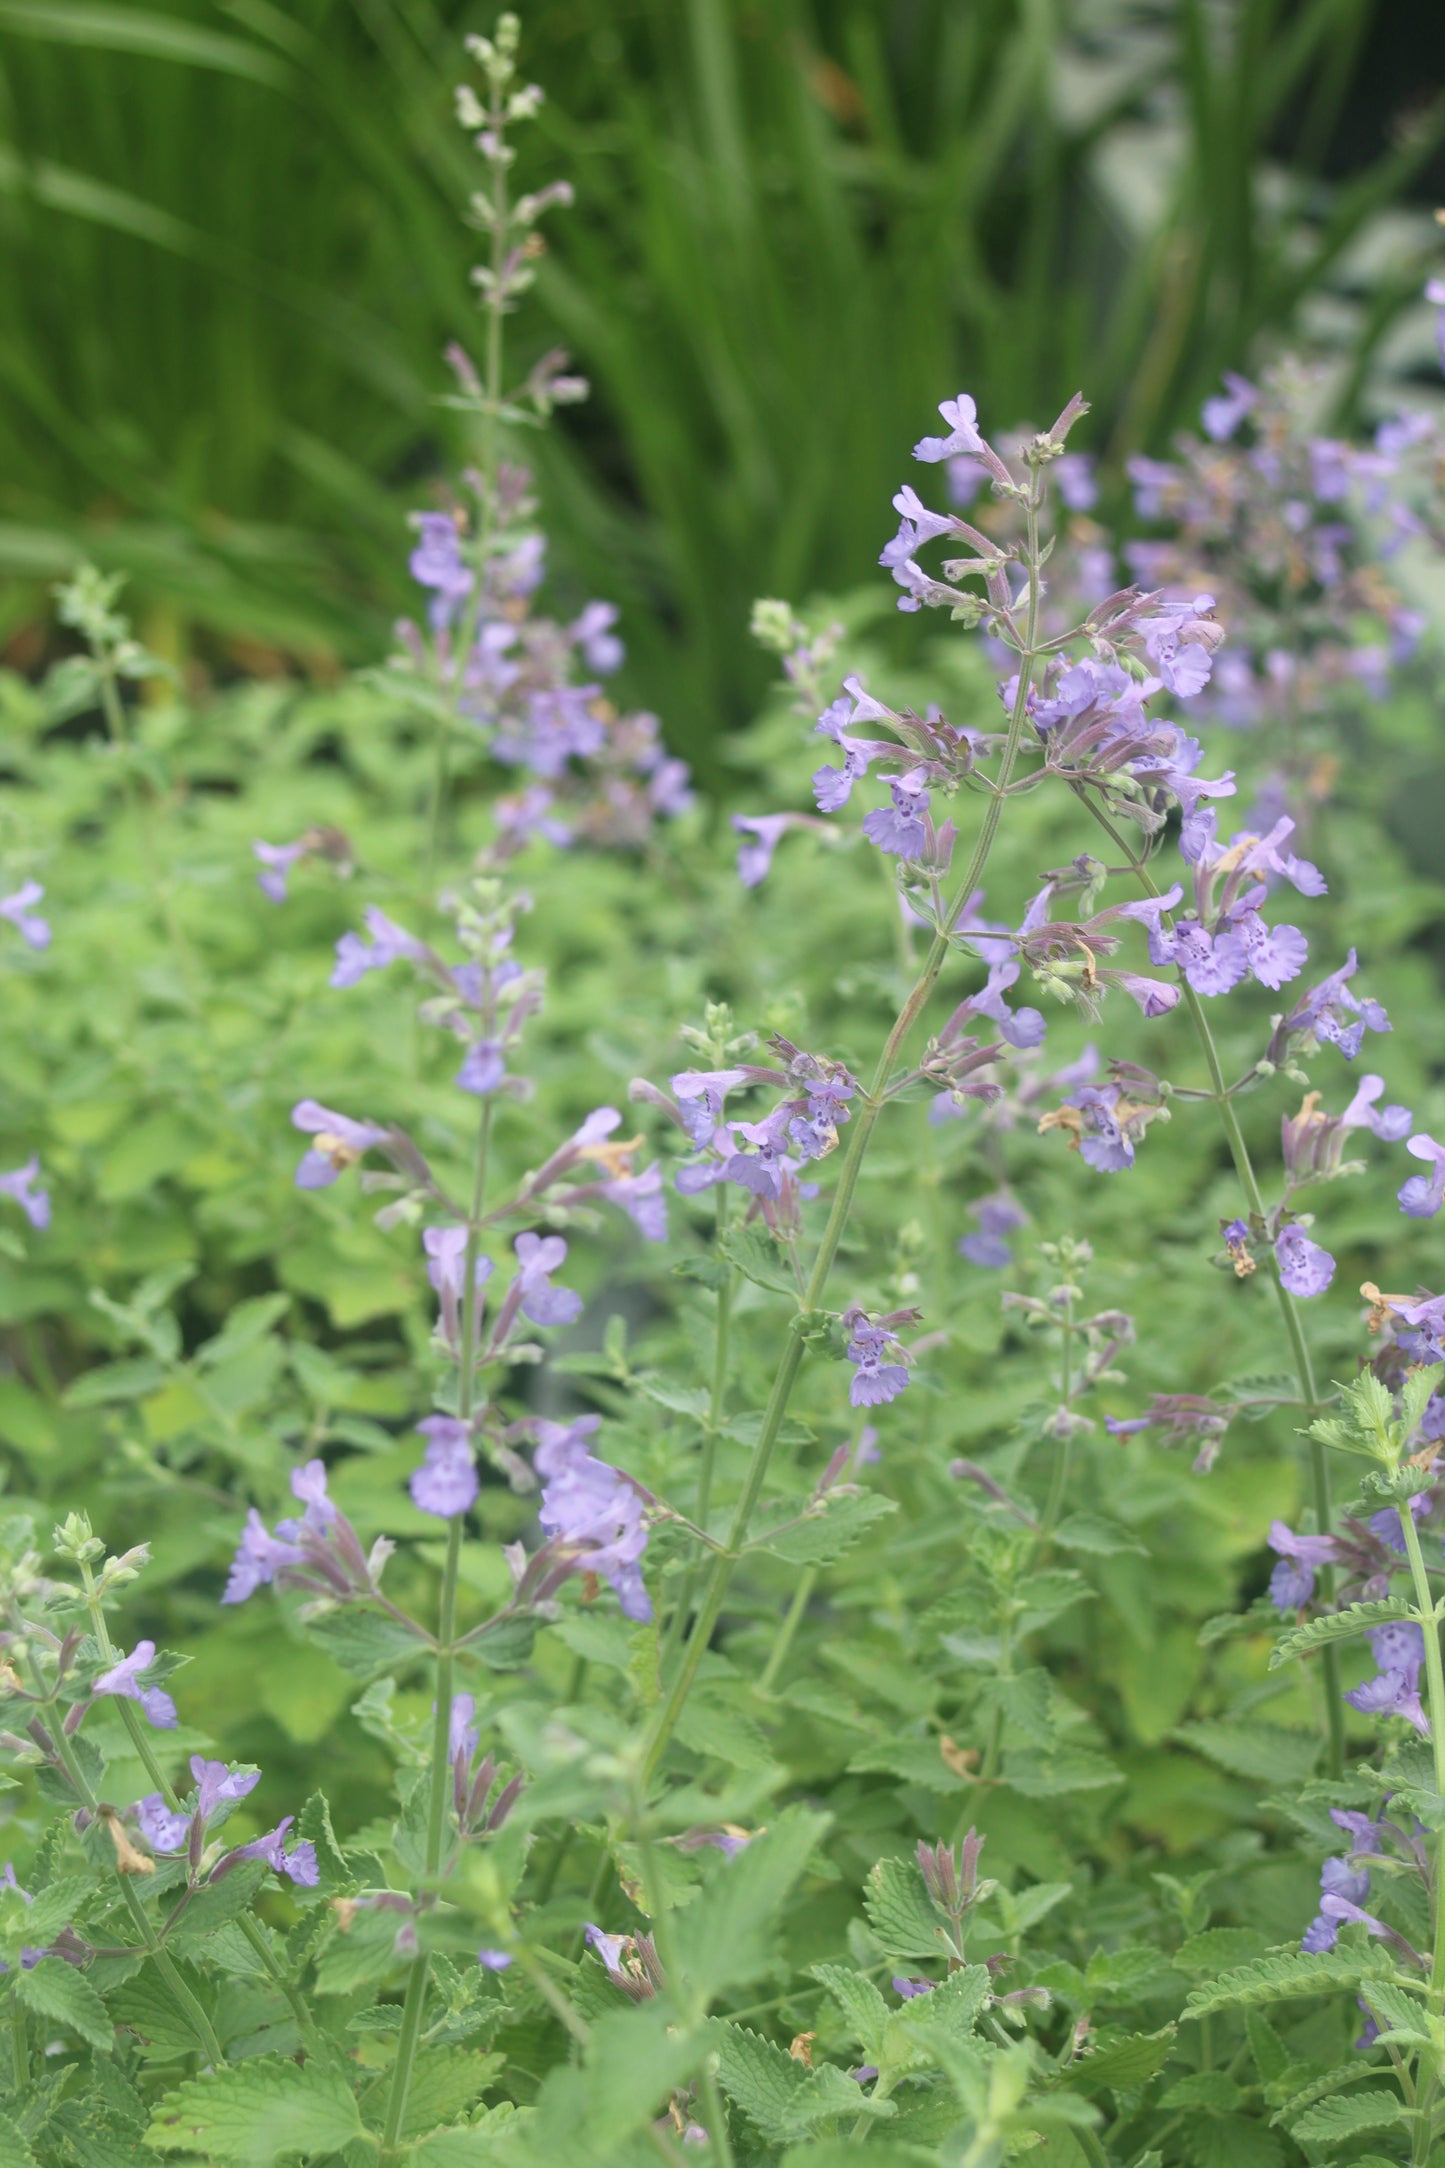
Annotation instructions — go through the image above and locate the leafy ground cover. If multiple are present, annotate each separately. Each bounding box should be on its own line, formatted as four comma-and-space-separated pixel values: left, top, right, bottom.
5, 15, 1445, 2168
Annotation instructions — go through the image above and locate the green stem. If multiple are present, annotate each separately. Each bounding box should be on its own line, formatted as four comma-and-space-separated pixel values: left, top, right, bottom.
49, 1722, 223, 2067
1400, 1506, 1445, 2002
758, 1568, 816, 1695
380, 1102, 493, 2162
1079, 794, 1344, 1776
1039, 1292, 1076, 1543
659, 1191, 735, 1680
641, 495, 1048, 1787
10, 1993, 27, 2092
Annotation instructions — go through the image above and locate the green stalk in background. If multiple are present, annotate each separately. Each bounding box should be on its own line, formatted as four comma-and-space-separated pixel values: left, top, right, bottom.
642, 475, 1052, 1784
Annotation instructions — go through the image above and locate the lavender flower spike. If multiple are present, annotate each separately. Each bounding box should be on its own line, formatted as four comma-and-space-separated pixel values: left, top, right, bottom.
91, 1640, 177, 1730
535, 1415, 652, 1621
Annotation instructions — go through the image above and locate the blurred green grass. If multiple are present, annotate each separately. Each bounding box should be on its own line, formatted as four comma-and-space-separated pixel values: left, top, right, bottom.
1, 0, 1443, 766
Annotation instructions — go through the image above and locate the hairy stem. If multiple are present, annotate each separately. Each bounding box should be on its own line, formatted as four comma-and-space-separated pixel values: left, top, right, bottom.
659, 1189, 735, 1679
1079, 794, 1344, 1776
641, 496, 1047, 1785
380, 1102, 493, 2161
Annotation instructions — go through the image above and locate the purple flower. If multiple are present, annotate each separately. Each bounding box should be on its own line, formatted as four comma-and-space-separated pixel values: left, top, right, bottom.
1345, 1621, 1429, 1735
1301, 1853, 1374, 1952
958, 1192, 1025, 1269
1235, 911, 1308, 991
1340, 1075, 1412, 1143
535, 1416, 651, 1621
1053, 453, 1097, 510
570, 601, 624, 674
424, 1227, 493, 1344
192, 1756, 261, 1820
512, 1232, 583, 1327
892, 1976, 936, 2000
1272, 948, 1389, 1062
409, 511, 475, 629
1274, 1225, 1335, 1298
479, 1948, 514, 1972
218, 1815, 319, 1887
845, 1316, 910, 1408
914, 393, 986, 464
135, 1796, 190, 1853
330, 907, 427, 990
411, 1415, 479, 1520
1400, 1135, 1445, 1219
252, 840, 306, 904
0, 1158, 49, 1231
291, 1100, 389, 1189
1366, 1493, 1431, 1555
91, 1640, 177, 1730
861, 776, 930, 860
732, 814, 792, 888
222, 1460, 345, 1603
1201, 372, 1259, 442
223, 1508, 305, 1604
0, 882, 50, 949
1266, 1520, 1338, 1610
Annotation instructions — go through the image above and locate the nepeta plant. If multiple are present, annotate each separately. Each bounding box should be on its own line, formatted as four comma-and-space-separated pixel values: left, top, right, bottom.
11, 13, 1445, 2168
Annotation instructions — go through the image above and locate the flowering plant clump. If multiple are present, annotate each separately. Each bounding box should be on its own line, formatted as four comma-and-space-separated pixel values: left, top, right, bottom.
8, 13, 1445, 2167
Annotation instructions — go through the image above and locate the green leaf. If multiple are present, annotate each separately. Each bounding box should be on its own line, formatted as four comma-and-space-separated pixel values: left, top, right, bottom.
976, 1668, 1057, 1749
708, 2020, 806, 2141
1051, 1512, 1147, 1556
1289, 2088, 1409, 2146
1061, 2027, 1176, 2093
1271, 2064, 1391, 2127
295, 1792, 355, 1895
396, 2048, 504, 2140
143, 2061, 365, 2159
62, 1356, 166, 1409
303, 1605, 427, 1678
1184, 2115, 1285, 2168
672, 1806, 830, 1999
719, 1225, 799, 1297
1173, 1928, 1269, 1974
1172, 1721, 1319, 1784
1158, 2071, 1240, 2110
1243, 2011, 1289, 2087
752, 1489, 897, 1565
1268, 1599, 1418, 1669
1182, 1948, 1393, 2018
862, 1857, 948, 1963
811, 1962, 890, 2062
1357, 1977, 1433, 2049
109, 1963, 218, 2059
1002, 1747, 1123, 1797
4, 1875, 93, 1951
15, 1956, 113, 2050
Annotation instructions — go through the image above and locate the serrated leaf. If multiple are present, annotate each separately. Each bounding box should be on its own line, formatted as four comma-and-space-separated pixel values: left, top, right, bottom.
15, 1957, 113, 2050
110, 1962, 219, 2059
1061, 2026, 1176, 2093
62, 1358, 167, 1409
976, 1668, 1057, 1749
671, 1806, 830, 1998
396, 2047, 504, 2139
303, 1606, 427, 1678
1052, 1512, 1146, 1556
295, 1792, 355, 1895
1244, 2010, 1289, 2086
862, 1857, 949, 1963
1184, 2115, 1285, 2168
1357, 1977, 1433, 2048
812, 1962, 890, 2062
1159, 2070, 1240, 2109
5, 1875, 93, 1950
1183, 1948, 1393, 2017
1268, 1599, 1418, 1669
144, 2061, 364, 2159
1173, 1928, 1269, 1974
1172, 1721, 1319, 1784
752, 1490, 897, 1565
1289, 2088, 1409, 2145
1271, 2063, 1389, 2127
1002, 1746, 1122, 1797
719, 1225, 799, 1297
